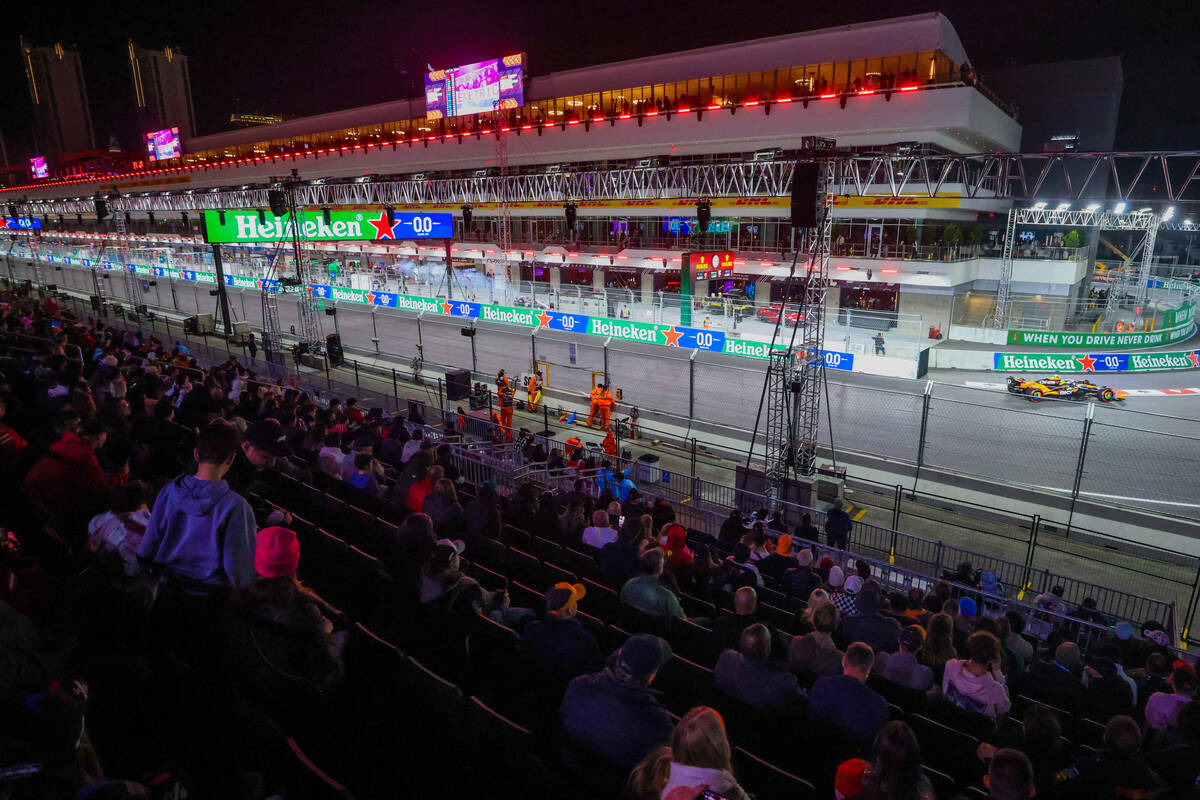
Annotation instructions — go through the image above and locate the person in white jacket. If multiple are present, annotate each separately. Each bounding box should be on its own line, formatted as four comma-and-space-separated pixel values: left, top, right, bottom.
942, 631, 1011, 718
627, 706, 749, 800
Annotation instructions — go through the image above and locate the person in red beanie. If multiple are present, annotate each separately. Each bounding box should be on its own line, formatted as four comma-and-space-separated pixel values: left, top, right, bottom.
225, 526, 348, 697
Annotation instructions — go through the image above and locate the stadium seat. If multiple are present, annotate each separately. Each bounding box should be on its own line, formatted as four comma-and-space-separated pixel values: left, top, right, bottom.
733, 746, 816, 800
758, 601, 795, 632
620, 602, 673, 638
464, 616, 526, 716
531, 536, 563, 564
595, 625, 631, 656
677, 592, 716, 620
579, 578, 620, 621
560, 547, 602, 581
539, 561, 577, 592
670, 618, 721, 667
921, 699, 996, 742
283, 736, 357, 800
922, 764, 957, 799
907, 714, 982, 786
506, 547, 542, 587
868, 674, 929, 715
466, 536, 506, 572
655, 654, 714, 713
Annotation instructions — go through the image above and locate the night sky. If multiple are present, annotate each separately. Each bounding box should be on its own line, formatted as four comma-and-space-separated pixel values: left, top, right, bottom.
4, 0, 1199, 165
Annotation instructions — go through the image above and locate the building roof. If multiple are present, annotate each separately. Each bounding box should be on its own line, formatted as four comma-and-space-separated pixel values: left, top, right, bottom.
185, 12, 971, 154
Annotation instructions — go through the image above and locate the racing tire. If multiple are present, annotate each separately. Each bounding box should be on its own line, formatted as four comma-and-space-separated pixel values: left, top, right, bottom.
1029, 390, 1042, 402
1100, 388, 1114, 402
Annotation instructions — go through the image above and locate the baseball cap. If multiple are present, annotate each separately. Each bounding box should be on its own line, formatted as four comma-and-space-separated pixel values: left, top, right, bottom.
900, 625, 925, 651
828, 566, 845, 588
835, 759, 869, 800
430, 538, 466, 569
958, 596, 978, 617
776, 535, 793, 556
844, 575, 864, 595
614, 634, 672, 681
244, 419, 291, 457
545, 582, 586, 616
255, 526, 300, 578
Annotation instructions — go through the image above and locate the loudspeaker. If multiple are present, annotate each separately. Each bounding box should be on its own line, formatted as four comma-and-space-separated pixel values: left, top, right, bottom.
268, 189, 288, 217
697, 199, 711, 233
94, 198, 109, 219
564, 202, 577, 229
446, 368, 471, 401
462, 205, 472, 230
325, 333, 344, 367
790, 163, 819, 228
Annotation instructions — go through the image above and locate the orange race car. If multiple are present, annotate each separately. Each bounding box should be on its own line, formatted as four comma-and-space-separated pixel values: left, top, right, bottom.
1006, 375, 1125, 402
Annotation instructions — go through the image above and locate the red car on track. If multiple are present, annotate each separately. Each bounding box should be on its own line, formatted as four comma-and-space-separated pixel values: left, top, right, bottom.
756, 304, 805, 325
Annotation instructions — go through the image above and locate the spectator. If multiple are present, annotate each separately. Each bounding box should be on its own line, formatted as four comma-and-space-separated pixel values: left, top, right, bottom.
825, 500, 853, 549
717, 509, 743, 548
1145, 666, 1197, 732
918, 612, 958, 682
757, 534, 798, 584
924, 581, 952, 613
1136, 652, 1173, 716
942, 631, 1011, 717
315, 432, 344, 476
348, 452, 380, 495
24, 418, 124, 530
0, 396, 28, 464
521, 582, 602, 680
983, 748, 1035, 800
1034, 585, 1066, 616
225, 526, 347, 697
875, 625, 934, 691
224, 418, 292, 494
835, 758, 870, 800
723, 543, 762, 589
783, 548, 821, 600
1052, 716, 1161, 799
809, 642, 889, 746
560, 634, 674, 768
389, 512, 437, 587
85, 481, 153, 574
712, 587, 769, 654
1004, 611, 1034, 665
858, 721, 934, 800
136, 419, 258, 592
627, 706, 748, 800
838, 585, 902, 653
423, 478, 467, 538
789, 601, 844, 679
1026, 642, 1086, 713
621, 549, 684, 620
464, 482, 503, 541
581, 509, 618, 549
662, 524, 694, 573
598, 521, 646, 588
1082, 656, 1135, 722
715, 618, 804, 707
1145, 700, 1200, 796
406, 464, 443, 515
794, 512, 820, 543
980, 704, 1074, 798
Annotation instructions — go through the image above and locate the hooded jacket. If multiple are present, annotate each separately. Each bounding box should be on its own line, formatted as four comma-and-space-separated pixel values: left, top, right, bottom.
942, 658, 1011, 717
24, 432, 117, 509
560, 668, 673, 768
137, 474, 258, 591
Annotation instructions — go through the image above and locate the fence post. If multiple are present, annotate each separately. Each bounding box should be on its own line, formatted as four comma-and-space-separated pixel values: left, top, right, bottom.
1182, 560, 1200, 645
437, 377, 444, 415
933, 541, 945, 579
392, 367, 399, 407
891, 484, 902, 531
603, 337, 611, 385
353, 359, 360, 386
912, 380, 934, 490
324, 355, 332, 390
1066, 403, 1095, 536
1021, 514, 1041, 599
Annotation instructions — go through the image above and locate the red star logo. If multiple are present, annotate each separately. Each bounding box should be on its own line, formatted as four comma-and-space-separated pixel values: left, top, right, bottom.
440, 301, 453, 315
663, 326, 684, 347
0, 218, 8, 229
536, 310, 552, 328
1188, 351, 1200, 368
366, 291, 376, 305
1076, 355, 1097, 372
368, 212, 396, 239
255, 279, 263, 290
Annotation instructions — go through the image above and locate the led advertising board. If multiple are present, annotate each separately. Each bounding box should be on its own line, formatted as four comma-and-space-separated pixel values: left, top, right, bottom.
29, 157, 48, 178
145, 127, 182, 161
425, 54, 525, 119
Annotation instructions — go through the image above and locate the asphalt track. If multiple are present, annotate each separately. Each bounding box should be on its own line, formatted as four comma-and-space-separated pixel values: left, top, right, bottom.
19, 260, 1200, 520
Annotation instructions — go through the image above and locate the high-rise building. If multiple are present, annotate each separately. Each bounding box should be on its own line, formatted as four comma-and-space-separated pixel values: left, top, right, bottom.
128, 41, 197, 140
19, 37, 97, 163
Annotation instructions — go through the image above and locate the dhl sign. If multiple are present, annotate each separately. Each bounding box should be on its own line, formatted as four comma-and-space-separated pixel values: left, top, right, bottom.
834, 195, 962, 208
332, 193, 959, 214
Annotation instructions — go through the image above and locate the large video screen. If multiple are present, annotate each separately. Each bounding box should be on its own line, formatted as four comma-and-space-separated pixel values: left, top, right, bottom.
424, 54, 525, 120
145, 126, 182, 161
30, 157, 48, 179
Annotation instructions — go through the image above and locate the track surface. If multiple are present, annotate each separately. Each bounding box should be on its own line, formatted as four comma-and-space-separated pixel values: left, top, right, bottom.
23, 261, 1200, 519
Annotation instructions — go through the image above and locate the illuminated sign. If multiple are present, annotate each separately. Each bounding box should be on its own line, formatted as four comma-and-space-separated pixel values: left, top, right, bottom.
30, 157, 48, 179
425, 54, 525, 119
1, 217, 42, 230
145, 127, 182, 161
202, 209, 454, 243
691, 251, 735, 282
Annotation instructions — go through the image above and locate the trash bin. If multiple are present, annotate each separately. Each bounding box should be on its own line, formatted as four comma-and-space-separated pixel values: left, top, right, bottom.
636, 453, 661, 483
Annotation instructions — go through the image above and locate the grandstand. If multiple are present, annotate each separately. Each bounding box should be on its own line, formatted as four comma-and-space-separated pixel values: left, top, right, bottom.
0, 279, 1193, 799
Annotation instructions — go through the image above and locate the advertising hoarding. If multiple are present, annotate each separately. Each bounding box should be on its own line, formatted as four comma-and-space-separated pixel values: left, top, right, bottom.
424, 54, 525, 119
145, 127, 182, 161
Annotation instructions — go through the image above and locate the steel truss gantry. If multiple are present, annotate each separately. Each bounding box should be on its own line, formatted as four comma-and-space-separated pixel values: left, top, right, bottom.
763, 160, 836, 500
987, 207, 1162, 328
23, 150, 1200, 216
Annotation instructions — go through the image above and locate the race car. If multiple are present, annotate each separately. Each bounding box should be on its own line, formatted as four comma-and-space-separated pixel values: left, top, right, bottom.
756, 303, 806, 326
1006, 375, 1125, 402
1070, 379, 1127, 403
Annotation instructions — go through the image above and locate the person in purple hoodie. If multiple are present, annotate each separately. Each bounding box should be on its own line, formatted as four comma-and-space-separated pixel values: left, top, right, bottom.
137, 419, 258, 594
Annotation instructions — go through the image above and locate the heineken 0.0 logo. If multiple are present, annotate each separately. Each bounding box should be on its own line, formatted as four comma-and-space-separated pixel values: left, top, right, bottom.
202, 209, 453, 243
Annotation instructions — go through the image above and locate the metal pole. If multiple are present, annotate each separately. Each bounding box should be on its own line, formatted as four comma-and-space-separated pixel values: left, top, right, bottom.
1065, 403, 1095, 536
325, 355, 332, 390
392, 367, 399, 406
437, 377, 445, 414
353, 359, 360, 386
471, 325, 478, 372
444, 239, 453, 301
689, 351, 696, 419
1022, 514, 1041, 598
912, 380, 934, 490
210, 243, 233, 338
603, 336, 611, 385
892, 484, 902, 531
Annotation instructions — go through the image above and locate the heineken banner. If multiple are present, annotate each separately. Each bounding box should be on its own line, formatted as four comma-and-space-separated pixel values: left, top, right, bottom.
1163, 302, 1195, 329
994, 350, 1200, 373
1006, 323, 1196, 349
308, 283, 854, 369
202, 209, 453, 244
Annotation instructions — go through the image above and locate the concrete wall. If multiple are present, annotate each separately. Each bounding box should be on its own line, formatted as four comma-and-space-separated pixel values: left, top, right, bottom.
897, 289, 951, 339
